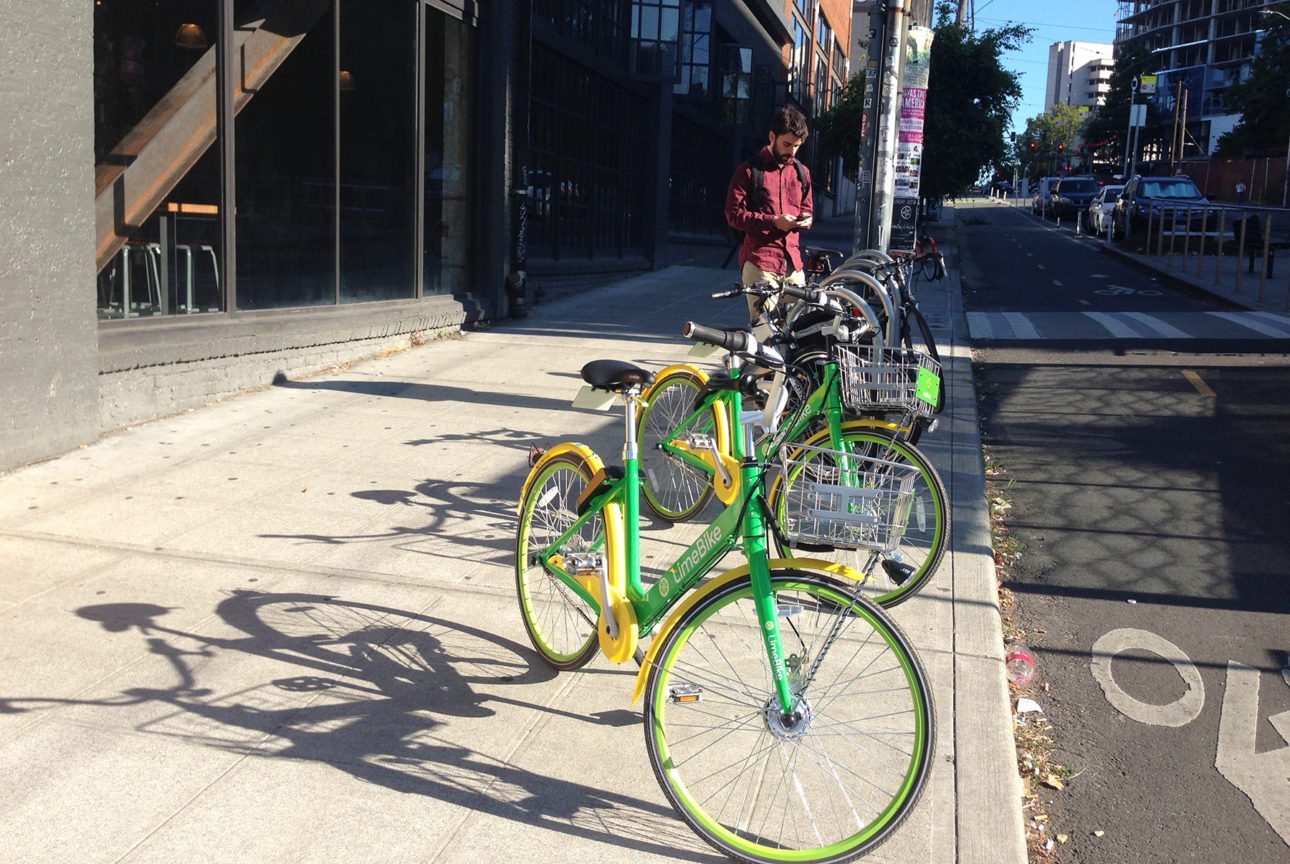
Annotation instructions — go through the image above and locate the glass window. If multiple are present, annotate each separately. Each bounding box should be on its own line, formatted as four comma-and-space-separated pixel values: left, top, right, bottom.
721, 46, 752, 124
424, 7, 473, 296
339, 0, 417, 303
790, 16, 808, 100
94, 0, 223, 319
675, 1, 711, 95
632, 0, 681, 78
235, 0, 335, 311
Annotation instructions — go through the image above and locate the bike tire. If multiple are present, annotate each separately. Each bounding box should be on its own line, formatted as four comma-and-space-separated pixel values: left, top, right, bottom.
515, 452, 602, 670
637, 369, 717, 522
643, 570, 934, 864
770, 429, 949, 608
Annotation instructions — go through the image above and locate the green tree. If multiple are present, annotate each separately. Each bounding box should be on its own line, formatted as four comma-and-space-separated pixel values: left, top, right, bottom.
920, 3, 1030, 199
816, 73, 866, 181
1215, 12, 1290, 157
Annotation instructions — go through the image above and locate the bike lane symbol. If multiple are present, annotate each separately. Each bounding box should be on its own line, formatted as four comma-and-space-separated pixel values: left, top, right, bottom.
1091, 628, 1290, 845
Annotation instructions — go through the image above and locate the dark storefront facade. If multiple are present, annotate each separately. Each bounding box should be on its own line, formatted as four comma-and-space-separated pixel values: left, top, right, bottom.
1, 0, 808, 470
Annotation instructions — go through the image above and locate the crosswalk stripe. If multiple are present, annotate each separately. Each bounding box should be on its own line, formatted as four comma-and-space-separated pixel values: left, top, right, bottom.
1123, 312, 1190, 338
1250, 311, 1290, 333
1084, 311, 1139, 338
1002, 312, 1039, 339
967, 312, 994, 339
1206, 311, 1290, 338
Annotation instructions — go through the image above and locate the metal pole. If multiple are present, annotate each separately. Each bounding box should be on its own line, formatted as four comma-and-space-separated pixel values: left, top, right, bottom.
1213, 208, 1225, 284
1123, 79, 1138, 178
1260, 213, 1273, 301
869, 0, 907, 253
1235, 212, 1247, 294
853, 3, 889, 253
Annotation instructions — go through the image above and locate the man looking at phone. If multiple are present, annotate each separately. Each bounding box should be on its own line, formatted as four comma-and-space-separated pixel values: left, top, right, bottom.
723, 105, 813, 332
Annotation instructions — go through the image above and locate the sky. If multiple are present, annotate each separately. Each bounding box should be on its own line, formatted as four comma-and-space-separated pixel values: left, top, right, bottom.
966, 0, 1123, 133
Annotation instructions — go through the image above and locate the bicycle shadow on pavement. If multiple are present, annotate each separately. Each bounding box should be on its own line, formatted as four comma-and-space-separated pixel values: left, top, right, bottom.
0, 591, 719, 861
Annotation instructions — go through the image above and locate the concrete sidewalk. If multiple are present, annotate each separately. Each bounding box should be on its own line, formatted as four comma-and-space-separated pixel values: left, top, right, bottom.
0, 211, 1023, 863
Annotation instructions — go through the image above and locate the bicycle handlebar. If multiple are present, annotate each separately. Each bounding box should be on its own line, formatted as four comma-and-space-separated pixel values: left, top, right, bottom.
683, 321, 753, 353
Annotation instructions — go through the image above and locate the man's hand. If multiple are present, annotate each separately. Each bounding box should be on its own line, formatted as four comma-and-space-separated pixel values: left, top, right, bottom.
795, 215, 813, 230
774, 214, 804, 231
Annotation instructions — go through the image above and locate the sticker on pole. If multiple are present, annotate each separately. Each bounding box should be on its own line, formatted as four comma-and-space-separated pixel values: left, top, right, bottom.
916, 368, 940, 406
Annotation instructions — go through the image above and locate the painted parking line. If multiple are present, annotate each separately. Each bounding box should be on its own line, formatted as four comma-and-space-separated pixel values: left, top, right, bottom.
1183, 370, 1216, 397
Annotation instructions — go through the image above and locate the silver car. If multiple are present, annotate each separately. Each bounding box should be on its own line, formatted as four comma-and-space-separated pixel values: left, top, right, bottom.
1085, 184, 1124, 235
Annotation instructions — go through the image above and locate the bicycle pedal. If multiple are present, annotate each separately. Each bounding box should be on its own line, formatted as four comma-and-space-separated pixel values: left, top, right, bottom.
668, 684, 703, 704
882, 559, 917, 587
527, 443, 546, 467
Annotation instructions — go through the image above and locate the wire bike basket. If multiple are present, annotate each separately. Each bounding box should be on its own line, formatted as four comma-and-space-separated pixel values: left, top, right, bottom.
836, 345, 941, 418
777, 442, 920, 551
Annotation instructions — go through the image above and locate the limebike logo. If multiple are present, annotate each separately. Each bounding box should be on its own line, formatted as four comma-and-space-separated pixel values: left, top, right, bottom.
665, 524, 724, 590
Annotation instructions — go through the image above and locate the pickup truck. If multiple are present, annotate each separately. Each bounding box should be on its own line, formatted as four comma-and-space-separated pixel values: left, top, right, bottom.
1111, 175, 1209, 240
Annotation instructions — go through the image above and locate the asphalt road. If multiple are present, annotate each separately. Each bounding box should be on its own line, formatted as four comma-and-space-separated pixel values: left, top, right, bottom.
957, 197, 1290, 863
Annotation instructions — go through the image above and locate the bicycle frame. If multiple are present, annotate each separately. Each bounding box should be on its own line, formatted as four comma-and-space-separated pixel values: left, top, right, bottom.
531, 379, 804, 714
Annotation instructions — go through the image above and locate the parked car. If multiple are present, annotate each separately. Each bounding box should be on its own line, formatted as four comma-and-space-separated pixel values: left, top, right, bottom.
1049, 176, 1099, 220
1085, 184, 1124, 235
1112, 175, 1209, 240
991, 179, 1013, 194
1030, 177, 1061, 216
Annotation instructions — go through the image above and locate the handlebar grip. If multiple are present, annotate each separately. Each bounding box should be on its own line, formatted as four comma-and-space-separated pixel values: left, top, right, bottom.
682, 322, 751, 353
710, 287, 743, 299
779, 283, 813, 301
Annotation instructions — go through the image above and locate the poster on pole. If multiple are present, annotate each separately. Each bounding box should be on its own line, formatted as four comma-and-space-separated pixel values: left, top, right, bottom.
891, 25, 934, 252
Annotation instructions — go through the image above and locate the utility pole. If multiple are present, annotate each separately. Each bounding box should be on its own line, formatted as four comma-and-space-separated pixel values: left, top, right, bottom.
852, 3, 888, 253
868, 1, 907, 252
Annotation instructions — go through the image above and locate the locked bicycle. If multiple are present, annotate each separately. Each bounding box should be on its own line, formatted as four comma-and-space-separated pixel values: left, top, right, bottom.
636, 282, 948, 607
516, 323, 933, 863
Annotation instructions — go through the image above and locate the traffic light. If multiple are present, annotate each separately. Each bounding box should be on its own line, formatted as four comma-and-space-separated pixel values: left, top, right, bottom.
1028, 141, 1037, 151
1058, 142, 1066, 153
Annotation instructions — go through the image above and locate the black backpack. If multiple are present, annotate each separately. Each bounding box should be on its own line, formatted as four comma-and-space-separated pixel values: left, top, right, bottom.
729, 158, 809, 244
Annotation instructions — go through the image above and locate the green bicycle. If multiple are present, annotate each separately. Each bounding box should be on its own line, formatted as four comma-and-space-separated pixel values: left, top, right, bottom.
636, 284, 949, 607
516, 323, 934, 863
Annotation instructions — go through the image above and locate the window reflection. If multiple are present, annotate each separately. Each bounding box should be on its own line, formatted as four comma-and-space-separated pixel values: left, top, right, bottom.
339, 0, 416, 303
424, 10, 472, 296
235, 0, 335, 310
93, 0, 222, 319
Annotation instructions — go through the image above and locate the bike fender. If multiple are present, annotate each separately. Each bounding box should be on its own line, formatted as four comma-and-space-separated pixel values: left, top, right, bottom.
518, 442, 603, 514
629, 558, 863, 704
642, 364, 709, 400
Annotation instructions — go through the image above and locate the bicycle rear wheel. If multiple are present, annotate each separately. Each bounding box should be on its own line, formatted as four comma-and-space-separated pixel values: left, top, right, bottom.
637, 368, 717, 522
515, 452, 601, 670
771, 430, 948, 608
644, 571, 933, 864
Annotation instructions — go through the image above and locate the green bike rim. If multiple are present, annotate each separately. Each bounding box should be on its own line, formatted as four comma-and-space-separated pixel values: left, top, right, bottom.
516, 457, 600, 665
638, 373, 715, 521
648, 577, 930, 862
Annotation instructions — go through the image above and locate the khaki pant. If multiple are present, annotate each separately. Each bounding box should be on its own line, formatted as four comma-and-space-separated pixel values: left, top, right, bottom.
740, 263, 805, 341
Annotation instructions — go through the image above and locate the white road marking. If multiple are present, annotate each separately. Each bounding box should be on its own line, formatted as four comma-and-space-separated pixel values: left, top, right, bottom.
1002, 312, 1039, 339
1124, 312, 1190, 338
1053, 280, 1064, 287
967, 312, 994, 339
1084, 312, 1139, 338
1091, 628, 1204, 727
1216, 662, 1290, 844
1207, 311, 1290, 338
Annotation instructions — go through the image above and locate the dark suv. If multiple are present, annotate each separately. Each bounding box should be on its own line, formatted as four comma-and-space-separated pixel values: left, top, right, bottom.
1112, 175, 1208, 240
1048, 176, 1099, 220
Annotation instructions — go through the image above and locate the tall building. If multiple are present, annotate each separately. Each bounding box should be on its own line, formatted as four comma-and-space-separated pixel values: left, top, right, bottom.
0, 1, 854, 471
1115, 0, 1281, 157
1045, 41, 1115, 110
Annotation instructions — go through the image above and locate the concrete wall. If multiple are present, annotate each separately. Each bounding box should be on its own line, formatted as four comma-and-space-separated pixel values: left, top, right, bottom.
0, 1, 102, 471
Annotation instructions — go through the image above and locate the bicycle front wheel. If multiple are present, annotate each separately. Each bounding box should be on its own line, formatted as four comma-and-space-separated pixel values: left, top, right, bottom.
644, 571, 933, 864
637, 368, 717, 522
515, 452, 601, 670
772, 430, 949, 608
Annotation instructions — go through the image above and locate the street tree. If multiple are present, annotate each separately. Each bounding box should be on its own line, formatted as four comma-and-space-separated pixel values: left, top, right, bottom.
920, 2, 1030, 199
816, 73, 866, 181
1215, 12, 1290, 157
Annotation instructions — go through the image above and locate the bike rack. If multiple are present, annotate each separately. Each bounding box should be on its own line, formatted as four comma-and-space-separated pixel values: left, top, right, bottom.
820, 267, 899, 347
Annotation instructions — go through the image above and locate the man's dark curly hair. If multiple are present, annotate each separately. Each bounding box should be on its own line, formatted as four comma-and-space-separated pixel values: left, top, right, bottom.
770, 105, 809, 139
